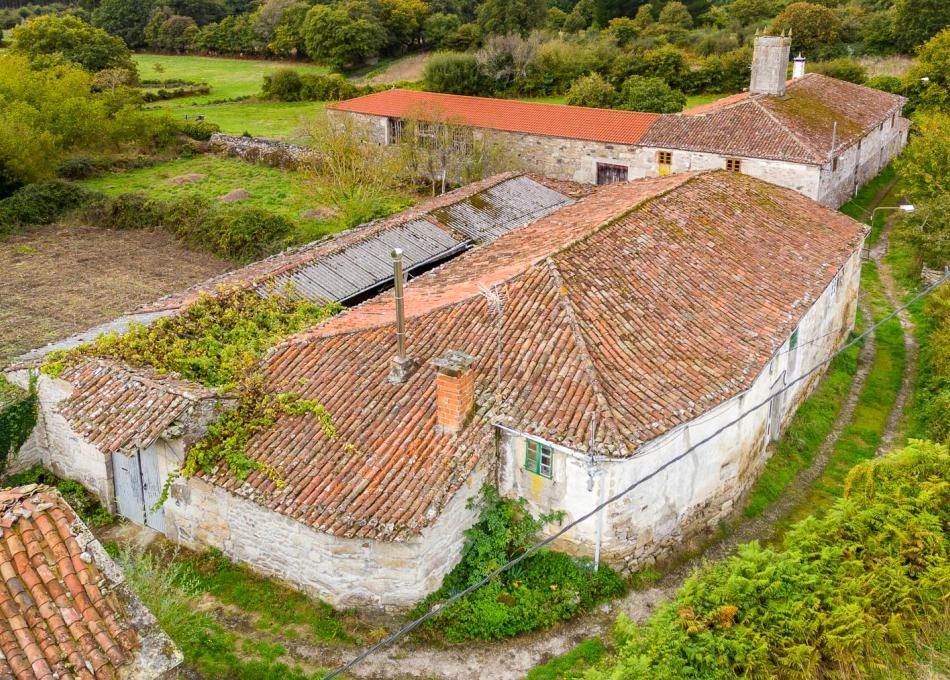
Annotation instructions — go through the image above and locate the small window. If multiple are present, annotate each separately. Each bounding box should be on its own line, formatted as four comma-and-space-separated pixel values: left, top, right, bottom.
387, 117, 404, 145
725, 158, 742, 173
832, 157, 838, 171
789, 327, 799, 350
525, 439, 553, 479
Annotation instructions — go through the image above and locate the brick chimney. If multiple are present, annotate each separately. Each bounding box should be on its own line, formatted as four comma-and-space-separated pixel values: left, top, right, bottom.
750, 34, 792, 96
431, 350, 477, 434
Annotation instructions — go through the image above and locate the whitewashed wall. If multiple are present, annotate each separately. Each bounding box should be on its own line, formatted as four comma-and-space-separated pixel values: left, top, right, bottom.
165, 467, 487, 609
500, 247, 862, 571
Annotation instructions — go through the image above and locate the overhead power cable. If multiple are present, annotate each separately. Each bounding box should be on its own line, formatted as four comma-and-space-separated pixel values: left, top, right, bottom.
323, 271, 950, 680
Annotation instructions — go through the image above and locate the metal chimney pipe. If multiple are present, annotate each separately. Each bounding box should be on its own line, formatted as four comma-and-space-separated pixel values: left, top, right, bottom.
387, 248, 417, 384
392, 248, 406, 359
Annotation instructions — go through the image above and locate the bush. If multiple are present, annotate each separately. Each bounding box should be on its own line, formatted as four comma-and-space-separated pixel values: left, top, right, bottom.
205, 205, 295, 261
57, 155, 113, 180
808, 57, 867, 83
566, 73, 617, 108
618, 75, 686, 113
262, 67, 304, 101
177, 119, 221, 141
865, 74, 904, 94
141, 84, 211, 103
262, 70, 371, 103
0, 180, 104, 236
0, 374, 36, 477
424, 51, 490, 96
413, 486, 625, 641
81, 192, 164, 231
588, 440, 950, 679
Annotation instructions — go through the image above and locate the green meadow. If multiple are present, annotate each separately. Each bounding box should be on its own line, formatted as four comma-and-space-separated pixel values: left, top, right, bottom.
135, 54, 329, 139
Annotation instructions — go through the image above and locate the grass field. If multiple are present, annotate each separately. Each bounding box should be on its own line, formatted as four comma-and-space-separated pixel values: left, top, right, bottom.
135, 54, 328, 139
82, 156, 318, 220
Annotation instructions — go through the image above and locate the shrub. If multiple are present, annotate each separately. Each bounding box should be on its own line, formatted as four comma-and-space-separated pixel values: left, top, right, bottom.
263, 70, 370, 102
808, 57, 867, 83
588, 440, 950, 679
262, 67, 304, 101
618, 75, 686, 113
566, 73, 617, 108
57, 155, 113, 181
81, 192, 164, 231
205, 205, 295, 261
177, 119, 221, 141
0, 180, 104, 236
865, 74, 904, 94
424, 51, 490, 96
413, 486, 625, 641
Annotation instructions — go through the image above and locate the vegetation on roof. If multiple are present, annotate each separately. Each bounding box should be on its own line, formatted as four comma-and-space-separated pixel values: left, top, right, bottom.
42, 288, 342, 390
767, 89, 864, 143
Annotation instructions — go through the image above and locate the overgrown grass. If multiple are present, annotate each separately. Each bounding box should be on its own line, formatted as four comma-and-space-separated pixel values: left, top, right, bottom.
81, 156, 314, 221
526, 638, 606, 680
743, 314, 863, 518
115, 544, 346, 680
839, 164, 897, 245
780, 262, 905, 528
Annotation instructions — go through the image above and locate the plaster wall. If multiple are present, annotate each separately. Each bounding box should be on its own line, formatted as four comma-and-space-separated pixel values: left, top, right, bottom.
500, 247, 862, 572
164, 467, 487, 609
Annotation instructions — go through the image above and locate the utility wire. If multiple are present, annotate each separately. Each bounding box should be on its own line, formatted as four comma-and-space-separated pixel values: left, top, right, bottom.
322, 272, 950, 680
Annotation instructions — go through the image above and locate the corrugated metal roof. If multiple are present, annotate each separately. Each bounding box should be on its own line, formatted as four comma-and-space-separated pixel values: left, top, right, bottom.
431, 175, 573, 242
267, 219, 464, 303
262, 176, 572, 304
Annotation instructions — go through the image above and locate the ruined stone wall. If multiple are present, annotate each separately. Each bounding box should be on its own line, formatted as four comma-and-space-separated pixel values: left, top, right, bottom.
164, 467, 487, 609
209, 133, 316, 168
499, 247, 863, 572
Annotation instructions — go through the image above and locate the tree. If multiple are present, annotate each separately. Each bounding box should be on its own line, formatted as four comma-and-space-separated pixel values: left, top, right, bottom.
302, 2, 388, 69
166, 0, 228, 26
379, 0, 430, 52
894, 113, 950, 201
476, 0, 546, 38
423, 12, 462, 48
894, 195, 950, 269
93, 0, 156, 48
657, 0, 692, 29
902, 26, 950, 113
10, 14, 137, 74
770, 2, 843, 60
424, 51, 488, 95
726, 0, 775, 26
255, 0, 300, 42
268, 2, 311, 57
643, 44, 689, 87
566, 73, 618, 108
618, 75, 686, 112
892, 0, 950, 54
605, 17, 639, 46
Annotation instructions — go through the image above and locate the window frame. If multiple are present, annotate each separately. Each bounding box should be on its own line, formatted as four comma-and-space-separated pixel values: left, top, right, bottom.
725, 158, 742, 173
657, 150, 672, 165
387, 117, 404, 145
789, 327, 799, 350
524, 439, 553, 479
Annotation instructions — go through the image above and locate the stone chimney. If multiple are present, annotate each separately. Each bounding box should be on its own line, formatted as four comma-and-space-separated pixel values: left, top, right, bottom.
749, 34, 792, 96
387, 248, 417, 384
792, 53, 806, 79
431, 350, 477, 434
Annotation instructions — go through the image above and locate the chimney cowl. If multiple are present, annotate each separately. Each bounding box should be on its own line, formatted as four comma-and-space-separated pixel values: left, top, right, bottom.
792, 53, 806, 79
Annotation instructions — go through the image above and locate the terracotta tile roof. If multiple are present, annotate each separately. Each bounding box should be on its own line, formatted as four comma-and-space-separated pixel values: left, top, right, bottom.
200, 171, 863, 541
58, 359, 217, 456
328, 89, 660, 145
643, 74, 906, 163
0, 484, 140, 680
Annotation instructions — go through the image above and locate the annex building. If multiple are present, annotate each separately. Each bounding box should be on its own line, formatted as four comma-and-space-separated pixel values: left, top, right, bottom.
8, 170, 865, 608
329, 36, 908, 208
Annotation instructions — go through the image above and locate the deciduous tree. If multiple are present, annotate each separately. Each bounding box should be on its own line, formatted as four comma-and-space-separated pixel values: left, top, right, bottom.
11, 14, 137, 73
770, 2, 843, 60
618, 74, 686, 112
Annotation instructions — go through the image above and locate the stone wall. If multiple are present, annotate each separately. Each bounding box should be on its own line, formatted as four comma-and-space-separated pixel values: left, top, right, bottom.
165, 467, 487, 610
5, 371, 114, 503
499, 247, 863, 572
209, 133, 316, 168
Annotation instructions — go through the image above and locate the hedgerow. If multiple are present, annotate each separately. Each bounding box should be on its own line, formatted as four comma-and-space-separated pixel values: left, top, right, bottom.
916, 284, 950, 442
413, 486, 625, 641
42, 288, 341, 390
589, 439, 950, 679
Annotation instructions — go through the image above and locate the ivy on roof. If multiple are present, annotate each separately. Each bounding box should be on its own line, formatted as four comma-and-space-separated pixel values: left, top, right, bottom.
42, 288, 342, 391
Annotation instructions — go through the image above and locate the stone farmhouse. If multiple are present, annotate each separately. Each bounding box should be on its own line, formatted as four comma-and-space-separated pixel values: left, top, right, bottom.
329, 35, 908, 208
7, 170, 865, 608
0, 484, 181, 679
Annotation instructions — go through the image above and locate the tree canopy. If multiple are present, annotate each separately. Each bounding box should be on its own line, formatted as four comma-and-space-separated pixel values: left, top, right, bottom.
10, 14, 137, 74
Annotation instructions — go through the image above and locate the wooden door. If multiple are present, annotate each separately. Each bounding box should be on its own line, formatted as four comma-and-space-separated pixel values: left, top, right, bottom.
112, 445, 166, 532
596, 163, 628, 185
768, 371, 786, 441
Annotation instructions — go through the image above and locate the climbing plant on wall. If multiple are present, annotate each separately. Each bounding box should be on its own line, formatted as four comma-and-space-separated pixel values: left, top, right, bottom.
0, 373, 38, 477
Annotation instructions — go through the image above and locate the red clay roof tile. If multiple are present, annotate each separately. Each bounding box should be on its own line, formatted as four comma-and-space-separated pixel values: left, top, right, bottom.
328, 89, 660, 144
0, 486, 140, 680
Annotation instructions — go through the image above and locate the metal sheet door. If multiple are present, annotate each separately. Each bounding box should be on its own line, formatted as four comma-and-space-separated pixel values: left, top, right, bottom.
113, 451, 146, 525
139, 445, 166, 533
